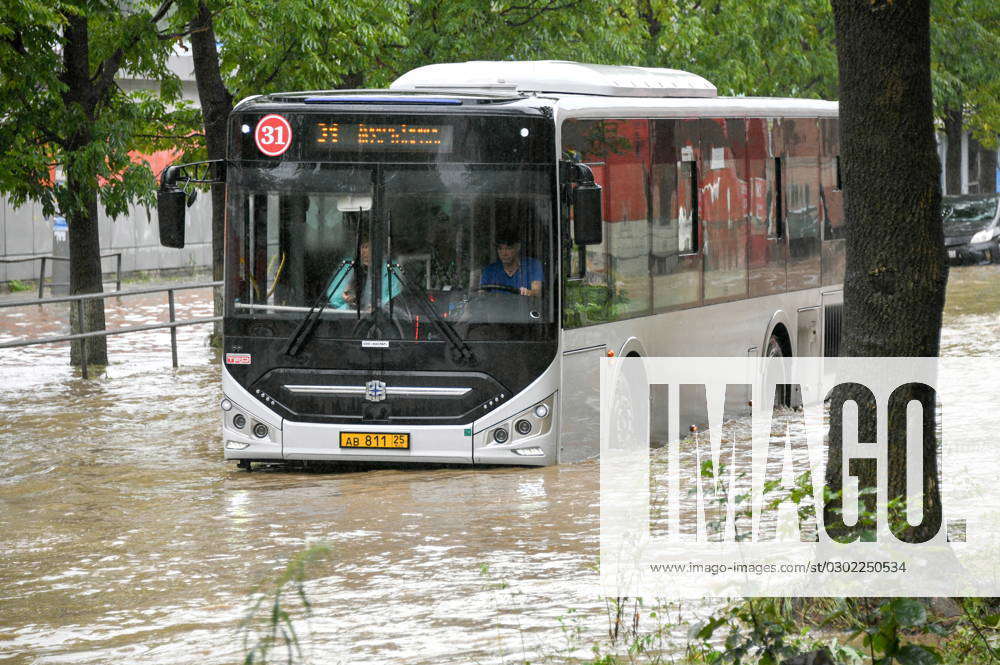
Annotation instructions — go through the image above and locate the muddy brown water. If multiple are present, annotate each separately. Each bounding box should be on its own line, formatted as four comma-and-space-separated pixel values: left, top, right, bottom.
1, 266, 997, 664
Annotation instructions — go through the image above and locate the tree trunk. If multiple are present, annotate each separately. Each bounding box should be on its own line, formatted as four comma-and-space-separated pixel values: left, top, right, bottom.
943, 107, 962, 196
339, 71, 365, 89
189, 1, 233, 346
636, 0, 663, 67
981, 147, 998, 194
826, 0, 946, 542
66, 172, 109, 367
62, 13, 108, 367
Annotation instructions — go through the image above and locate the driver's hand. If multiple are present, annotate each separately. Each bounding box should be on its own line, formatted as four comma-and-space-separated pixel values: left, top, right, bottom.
343, 289, 356, 305
519, 287, 531, 296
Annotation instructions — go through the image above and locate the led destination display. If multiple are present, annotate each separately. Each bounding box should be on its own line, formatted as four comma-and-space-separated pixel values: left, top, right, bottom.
313, 122, 454, 152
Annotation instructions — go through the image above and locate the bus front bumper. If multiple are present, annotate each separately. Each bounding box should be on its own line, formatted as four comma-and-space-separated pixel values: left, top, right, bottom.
225, 419, 557, 467
280, 421, 474, 464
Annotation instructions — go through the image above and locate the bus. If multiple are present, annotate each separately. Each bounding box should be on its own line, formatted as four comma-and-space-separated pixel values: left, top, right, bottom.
157, 61, 845, 469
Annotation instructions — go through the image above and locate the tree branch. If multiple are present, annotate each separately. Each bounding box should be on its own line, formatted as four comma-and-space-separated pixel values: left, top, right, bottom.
799, 75, 822, 94
256, 41, 297, 88
502, 0, 583, 27
92, 0, 176, 101
3, 30, 28, 56
158, 3, 231, 41
135, 133, 205, 139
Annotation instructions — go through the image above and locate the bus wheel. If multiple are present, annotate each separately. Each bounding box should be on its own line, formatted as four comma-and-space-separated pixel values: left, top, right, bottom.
608, 354, 649, 453
766, 333, 791, 408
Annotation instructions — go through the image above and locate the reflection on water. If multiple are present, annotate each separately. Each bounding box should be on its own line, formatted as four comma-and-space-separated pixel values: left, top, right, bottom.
1, 267, 997, 663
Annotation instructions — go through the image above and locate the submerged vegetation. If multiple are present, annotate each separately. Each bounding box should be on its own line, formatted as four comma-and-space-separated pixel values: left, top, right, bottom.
241, 544, 331, 665
247, 544, 1000, 664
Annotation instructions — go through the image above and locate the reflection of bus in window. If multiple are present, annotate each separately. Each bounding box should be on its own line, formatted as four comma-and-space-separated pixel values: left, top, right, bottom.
158, 61, 844, 468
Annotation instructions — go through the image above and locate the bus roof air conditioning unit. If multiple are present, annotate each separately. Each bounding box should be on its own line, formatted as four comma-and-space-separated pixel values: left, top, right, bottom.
390, 61, 717, 98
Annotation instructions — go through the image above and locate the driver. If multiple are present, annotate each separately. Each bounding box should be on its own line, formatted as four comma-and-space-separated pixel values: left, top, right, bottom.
479, 230, 543, 297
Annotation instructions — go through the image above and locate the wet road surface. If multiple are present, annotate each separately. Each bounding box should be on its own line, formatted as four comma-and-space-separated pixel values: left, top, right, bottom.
0, 281, 677, 664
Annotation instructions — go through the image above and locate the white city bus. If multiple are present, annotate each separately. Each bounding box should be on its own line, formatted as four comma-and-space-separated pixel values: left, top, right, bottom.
157, 61, 844, 468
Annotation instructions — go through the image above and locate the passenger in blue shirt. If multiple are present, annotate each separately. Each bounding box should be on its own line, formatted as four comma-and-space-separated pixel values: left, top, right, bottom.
480, 234, 543, 297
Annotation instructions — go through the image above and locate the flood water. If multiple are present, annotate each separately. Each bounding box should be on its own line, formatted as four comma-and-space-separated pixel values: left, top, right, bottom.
1, 266, 998, 664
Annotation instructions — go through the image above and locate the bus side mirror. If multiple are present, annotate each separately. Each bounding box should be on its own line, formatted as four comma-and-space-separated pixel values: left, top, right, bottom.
573, 183, 603, 246
158, 165, 186, 249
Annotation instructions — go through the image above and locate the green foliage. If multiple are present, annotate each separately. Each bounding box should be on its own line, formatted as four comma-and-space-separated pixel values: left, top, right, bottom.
689, 598, 815, 665
942, 598, 1000, 663
831, 598, 946, 665
930, 0, 1000, 146
240, 543, 330, 665
153, 0, 997, 171
6, 279, 31, 292
619, 0, 839, 99
0, 0, 199, 220
393, 0, 635, 78
205, 0, 408, 96
169, 0, 638, 127
687, 597, 956, 665
617, 0, 997, 139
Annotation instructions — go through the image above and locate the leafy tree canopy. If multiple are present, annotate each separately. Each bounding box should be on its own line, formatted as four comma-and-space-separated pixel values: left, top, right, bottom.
389, 0, 636, 79
620, 0, 839, 99
0, 0, 197, 220
931, 0, 1000, 146
209, 0, 408, 96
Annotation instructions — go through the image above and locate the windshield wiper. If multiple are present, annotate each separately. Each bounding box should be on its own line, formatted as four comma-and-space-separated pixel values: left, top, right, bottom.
283, 259, 354, 357
388, 264, 476, 364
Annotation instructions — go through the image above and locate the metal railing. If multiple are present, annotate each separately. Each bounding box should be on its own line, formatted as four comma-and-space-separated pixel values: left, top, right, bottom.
0, 281, 222, 379
0, 253, 123, 298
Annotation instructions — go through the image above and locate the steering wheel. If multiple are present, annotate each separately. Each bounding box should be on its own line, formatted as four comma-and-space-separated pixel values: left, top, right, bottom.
478, 284, 521, 295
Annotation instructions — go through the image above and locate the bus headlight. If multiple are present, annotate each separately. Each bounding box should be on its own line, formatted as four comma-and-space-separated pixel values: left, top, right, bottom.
221, 398, 233, 411
253, 423, 269, 438
233, 413, 247, 429
478, 393, 555, 446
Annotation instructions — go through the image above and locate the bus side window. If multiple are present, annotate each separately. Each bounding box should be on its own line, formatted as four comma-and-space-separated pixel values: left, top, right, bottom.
604, 119, 651, 319
748, 117, 786, 297
820, 116, 846, 286
782, 116, 821, 290
651, 118, 701, 311
560, 118, 614, 327
701, 117, 748, 302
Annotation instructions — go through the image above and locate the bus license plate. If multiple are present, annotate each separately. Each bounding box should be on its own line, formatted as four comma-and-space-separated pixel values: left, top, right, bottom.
339, 432, 410, 449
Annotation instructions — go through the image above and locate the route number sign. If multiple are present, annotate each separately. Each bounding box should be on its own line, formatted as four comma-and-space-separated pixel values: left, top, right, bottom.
254, 114, 292, 157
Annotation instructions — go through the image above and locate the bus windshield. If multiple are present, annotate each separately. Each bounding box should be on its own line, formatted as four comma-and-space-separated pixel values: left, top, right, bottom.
227, 161, 555, 342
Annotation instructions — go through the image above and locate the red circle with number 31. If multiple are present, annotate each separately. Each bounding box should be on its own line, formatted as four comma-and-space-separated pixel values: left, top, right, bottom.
254, 114, 292, 157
